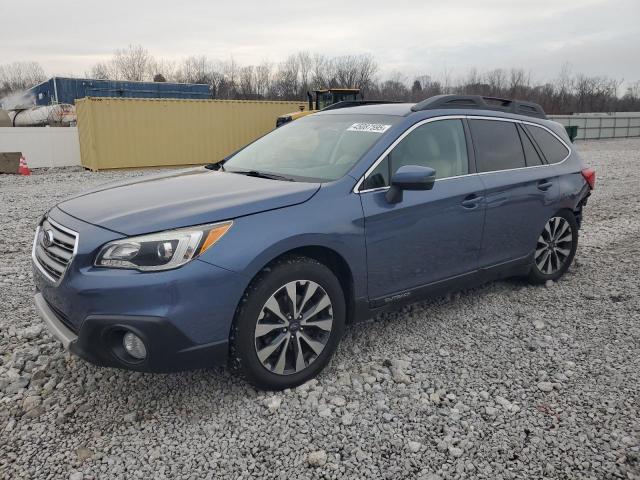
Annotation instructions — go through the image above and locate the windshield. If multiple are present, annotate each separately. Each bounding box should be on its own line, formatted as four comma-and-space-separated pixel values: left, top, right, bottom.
223, 114, 401, 182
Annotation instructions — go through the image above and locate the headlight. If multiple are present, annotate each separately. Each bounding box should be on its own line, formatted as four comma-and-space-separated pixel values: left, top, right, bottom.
95, 221, 232, 271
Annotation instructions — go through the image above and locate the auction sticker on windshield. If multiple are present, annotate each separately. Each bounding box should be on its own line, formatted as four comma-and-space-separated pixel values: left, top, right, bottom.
347, 123, 392, 133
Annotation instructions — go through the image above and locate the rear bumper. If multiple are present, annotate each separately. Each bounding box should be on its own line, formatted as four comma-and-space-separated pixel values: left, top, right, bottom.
34, 292, 229, 373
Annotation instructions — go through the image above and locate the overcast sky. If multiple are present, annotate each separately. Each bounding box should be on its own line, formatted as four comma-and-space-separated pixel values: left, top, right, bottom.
3, 0, 639, 84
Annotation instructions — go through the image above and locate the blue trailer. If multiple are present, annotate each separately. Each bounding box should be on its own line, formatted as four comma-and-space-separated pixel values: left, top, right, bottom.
28, 77, 211, 106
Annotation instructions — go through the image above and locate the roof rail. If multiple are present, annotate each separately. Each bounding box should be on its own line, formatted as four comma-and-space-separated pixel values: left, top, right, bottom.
411, 94, 546, 119
321, 100, 401, 111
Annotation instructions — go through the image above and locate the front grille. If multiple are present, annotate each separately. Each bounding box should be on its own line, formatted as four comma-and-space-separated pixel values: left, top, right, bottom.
33, 217, 78, 283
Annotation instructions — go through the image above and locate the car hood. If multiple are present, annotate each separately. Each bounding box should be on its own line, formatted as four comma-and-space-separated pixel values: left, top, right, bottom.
57, 168, 321, 235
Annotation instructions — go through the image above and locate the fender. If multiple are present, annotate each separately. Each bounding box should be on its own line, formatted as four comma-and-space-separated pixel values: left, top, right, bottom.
197, 185, 368, 301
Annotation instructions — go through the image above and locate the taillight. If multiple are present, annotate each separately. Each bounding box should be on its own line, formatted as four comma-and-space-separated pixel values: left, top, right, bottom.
581, 168, 596, 190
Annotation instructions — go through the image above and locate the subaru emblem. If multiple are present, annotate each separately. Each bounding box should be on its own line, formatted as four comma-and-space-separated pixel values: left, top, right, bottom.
42, 229, 55, 248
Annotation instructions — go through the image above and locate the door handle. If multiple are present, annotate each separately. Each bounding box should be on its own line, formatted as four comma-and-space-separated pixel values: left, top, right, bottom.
461, 194, 484, 209
538, 180, 553, 191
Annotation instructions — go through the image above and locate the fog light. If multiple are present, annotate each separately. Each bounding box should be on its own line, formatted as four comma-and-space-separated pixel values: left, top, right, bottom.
122, 332, 147, 360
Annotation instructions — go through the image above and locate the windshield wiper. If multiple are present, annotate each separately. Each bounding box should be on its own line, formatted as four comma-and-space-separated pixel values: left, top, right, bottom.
205, 161, 225, 171
228, 170, 295, 182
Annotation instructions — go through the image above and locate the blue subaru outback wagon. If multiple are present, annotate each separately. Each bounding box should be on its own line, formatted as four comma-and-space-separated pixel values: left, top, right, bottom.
33, 95, 595, 389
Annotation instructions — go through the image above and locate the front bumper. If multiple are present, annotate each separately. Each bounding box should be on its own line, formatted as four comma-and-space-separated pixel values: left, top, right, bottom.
34, 292, 229, 372
32, 207, 249, 373
34, 293, 77, 349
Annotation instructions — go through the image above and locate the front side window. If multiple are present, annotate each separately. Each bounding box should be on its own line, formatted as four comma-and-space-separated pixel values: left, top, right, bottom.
525, 124, 570, 164
469, 119, 526, 172
360, 119, 468, 190
361, 155, 390, 190
224, 114, 400, 182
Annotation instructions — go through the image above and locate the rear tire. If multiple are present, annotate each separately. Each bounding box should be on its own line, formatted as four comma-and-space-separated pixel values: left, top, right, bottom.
230, 255, 345, 390
528, 210, 578, 284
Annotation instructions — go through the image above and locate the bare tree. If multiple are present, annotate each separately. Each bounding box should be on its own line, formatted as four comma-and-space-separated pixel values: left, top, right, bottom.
354, 54, 378, 94
254, 61, 272, 98
485, 69, 506, 96
54, 46, 640, 112
311, 54, 334, 89
460, 68, 482, 95
88, 62, 112, 80
0, 61, 47, 97
374, 72, 409, 101
238, 66, 256, 98
88, 45, 155, 81
625, 80, 640, 100
177, 56, 213, 84
508, 68, 531, 98
334, 55, 360, 88
151, 58, 177, 82
112, 45, 154, 81
297, 51, 313, 94
441, 66, 453, 94
209, 62, 228, 98
222, 57, 240, 98
412, 75, 442, 101
272, 55, 300, 99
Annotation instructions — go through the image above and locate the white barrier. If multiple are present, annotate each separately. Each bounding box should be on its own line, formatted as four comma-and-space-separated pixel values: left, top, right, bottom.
549, 113, 640, 140
0, 127, 81, 168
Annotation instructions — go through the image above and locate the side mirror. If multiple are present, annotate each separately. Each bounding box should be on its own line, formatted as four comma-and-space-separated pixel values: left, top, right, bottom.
385, 165, 436, 203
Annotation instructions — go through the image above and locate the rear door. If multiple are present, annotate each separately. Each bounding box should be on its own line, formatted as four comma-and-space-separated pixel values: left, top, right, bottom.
359, 118, 485, 301
469, 118, 560, 267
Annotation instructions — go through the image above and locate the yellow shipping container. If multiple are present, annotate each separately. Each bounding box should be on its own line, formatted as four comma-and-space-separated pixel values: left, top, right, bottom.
75, 97, 306, 170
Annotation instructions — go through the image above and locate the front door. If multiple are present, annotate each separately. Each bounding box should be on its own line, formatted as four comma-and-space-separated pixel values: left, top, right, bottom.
359, 118, 485, 302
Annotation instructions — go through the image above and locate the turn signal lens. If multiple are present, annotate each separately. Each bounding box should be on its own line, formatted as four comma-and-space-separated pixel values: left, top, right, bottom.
199, 221, 233, 254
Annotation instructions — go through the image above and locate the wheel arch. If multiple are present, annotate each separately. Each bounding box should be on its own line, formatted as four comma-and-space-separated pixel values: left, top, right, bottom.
554, 205, 582, 228
249, 245, 357, 324
554, 170, 591, 229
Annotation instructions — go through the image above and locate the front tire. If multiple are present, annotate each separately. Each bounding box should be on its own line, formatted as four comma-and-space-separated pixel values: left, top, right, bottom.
230, 256, 345, 390
528, 210, 578, 284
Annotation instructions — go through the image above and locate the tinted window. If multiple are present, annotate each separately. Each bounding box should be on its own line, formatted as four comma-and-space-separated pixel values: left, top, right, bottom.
390, 119, 468, 179
525, 125, 569, 164
517, 124, 544, 166
469, 120, 526, 172
361, 156, 389, 190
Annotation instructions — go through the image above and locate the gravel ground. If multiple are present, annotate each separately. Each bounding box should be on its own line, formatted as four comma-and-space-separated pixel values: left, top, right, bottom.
1, 138, 639, 480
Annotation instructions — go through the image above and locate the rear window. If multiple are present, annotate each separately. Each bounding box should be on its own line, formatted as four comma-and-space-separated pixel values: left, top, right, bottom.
469, 119, 525, 172
525, 125, 569, 164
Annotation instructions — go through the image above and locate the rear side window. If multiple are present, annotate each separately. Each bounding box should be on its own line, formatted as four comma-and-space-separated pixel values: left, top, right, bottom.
525, 125, 569, 164
517, 124, 544, 166
469, 119, 525, 172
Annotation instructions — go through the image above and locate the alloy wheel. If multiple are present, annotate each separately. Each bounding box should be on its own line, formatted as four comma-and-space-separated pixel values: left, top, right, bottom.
254, 280, 333, 375
535, 216, 573, 275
